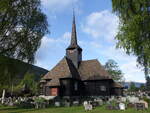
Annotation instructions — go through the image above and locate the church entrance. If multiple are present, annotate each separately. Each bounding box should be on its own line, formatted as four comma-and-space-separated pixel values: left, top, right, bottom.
50, 87, 59, 96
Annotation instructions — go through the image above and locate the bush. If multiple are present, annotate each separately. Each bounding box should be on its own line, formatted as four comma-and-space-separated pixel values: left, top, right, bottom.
34, 97, 48, 108
15, 101, 34, 108
143, 97, 150, 104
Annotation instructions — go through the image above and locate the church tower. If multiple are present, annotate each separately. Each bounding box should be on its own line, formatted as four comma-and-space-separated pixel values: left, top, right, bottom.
66, 14, 82, 68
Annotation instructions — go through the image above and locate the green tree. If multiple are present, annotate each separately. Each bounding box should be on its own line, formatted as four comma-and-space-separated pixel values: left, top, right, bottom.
104, 59, 124, 82
16, 72, 38, 95
139, 84, 145, 91
112, 0, 150, 76
129, 82, 138, 91
0, 57, 19, 95
0, 0, 49, 63
146, 76, 150, 91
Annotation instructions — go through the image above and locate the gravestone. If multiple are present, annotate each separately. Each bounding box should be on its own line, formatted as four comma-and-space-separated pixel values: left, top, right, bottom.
128, 96, 139, 103
120, 97, 127, 102
137, 100, 148, 109
55, 101, 60, 107
135, 103, 145, 110
83, 101, 93, 111
119, 103, 125, 110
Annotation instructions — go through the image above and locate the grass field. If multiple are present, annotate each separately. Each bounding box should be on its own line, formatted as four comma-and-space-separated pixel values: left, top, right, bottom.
0, 105, 150, 113
0, 106, 150, 113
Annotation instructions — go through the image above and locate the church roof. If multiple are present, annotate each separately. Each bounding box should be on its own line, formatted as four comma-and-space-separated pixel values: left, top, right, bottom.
78, 59, 112, 80
42, 57, 80, 80
42, 58, 111, 82
45, 79, 60, 86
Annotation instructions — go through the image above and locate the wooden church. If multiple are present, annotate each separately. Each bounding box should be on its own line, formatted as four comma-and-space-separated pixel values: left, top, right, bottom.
40, 15, 123, 97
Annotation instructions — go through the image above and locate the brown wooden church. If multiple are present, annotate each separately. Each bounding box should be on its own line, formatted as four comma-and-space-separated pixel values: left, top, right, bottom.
40, 15, 123, 97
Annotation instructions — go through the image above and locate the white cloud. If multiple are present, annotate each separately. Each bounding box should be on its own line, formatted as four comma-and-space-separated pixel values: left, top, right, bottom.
120, 61, 145, 83
82, 10, 119, 42
35, 32, 71, 69
63, 32, 71, 39
81, 10, 145, 83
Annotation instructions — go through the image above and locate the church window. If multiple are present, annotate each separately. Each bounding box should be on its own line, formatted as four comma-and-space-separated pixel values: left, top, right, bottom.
100, 86, 106, 91
69, 50, 74, 53
74, 82, 78, 91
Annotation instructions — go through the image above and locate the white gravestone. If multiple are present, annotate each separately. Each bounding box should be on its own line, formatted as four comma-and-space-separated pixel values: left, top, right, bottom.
119, 103, 125, 110
83, 101, 93, 111
1, 89, 5, 104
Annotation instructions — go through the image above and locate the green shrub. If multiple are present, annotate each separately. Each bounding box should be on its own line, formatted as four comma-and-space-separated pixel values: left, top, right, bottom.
143, 97, 150, 104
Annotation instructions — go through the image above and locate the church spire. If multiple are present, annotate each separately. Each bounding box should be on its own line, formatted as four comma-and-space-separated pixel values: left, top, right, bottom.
71, 12, 77, 46
66, 12, 82, 50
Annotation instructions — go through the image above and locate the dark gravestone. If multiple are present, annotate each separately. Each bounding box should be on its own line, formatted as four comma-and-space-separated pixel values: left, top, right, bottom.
135, 103, 145, 110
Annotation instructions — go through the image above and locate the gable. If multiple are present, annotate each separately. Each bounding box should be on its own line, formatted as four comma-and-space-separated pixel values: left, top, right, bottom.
42, 57, 80, 80
78, 59, 111, 80
42, 57, 71, 80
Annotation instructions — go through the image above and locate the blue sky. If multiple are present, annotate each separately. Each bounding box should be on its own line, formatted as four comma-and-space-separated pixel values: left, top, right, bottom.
35, 0, 145, 83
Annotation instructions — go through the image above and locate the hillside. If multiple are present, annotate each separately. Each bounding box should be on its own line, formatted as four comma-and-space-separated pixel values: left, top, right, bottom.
123, 82, 145, 89
0, 55, 48, 81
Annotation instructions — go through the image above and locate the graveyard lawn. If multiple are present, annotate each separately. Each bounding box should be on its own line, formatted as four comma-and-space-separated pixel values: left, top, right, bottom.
0, 105, 150, 113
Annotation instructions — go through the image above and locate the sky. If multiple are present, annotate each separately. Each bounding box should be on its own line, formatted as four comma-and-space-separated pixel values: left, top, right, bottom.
35, 0, 146, 83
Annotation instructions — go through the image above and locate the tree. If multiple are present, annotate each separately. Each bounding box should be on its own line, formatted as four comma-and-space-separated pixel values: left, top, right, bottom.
0, 0, 49, 63
139, 84, 145, 91
0, 57, 19, 95
104, 59, 124, 82
129, 82, 138, 91
146, 76, 150, 91
112, 0, 150, 76
16, 72, 38, 95
129, 82, 136, 91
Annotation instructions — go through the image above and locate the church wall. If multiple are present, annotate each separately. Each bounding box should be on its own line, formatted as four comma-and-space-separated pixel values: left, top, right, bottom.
70, 79, 83, 96
111, 88, 123, 96
83, 80, 111, 96
45, 86, 50, 96
59, 78, 83, 97
60, 78, 72, 96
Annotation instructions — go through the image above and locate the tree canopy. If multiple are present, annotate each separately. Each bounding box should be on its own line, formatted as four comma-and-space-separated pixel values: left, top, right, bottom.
104, 59, 124, 82
0, 0, 49, 63
17, 72, 38, 95
146, 76, 150, 91
112, 0, 150, 76
129, 82, 138, 91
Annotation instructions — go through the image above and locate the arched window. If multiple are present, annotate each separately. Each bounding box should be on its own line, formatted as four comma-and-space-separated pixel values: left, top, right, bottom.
74, 82, 78, 91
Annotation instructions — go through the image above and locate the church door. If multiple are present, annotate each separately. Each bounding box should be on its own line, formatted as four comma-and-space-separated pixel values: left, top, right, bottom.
50, 88, 59, 96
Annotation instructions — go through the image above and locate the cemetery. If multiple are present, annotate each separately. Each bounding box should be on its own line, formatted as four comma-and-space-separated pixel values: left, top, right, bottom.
1, 91, 150, 113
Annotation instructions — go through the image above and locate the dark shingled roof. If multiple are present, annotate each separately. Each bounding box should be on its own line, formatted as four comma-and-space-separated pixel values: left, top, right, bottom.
45, 79, 60, 86
42, 58, 111, 85
78, 59, 111, 80
42, 57, 80, 80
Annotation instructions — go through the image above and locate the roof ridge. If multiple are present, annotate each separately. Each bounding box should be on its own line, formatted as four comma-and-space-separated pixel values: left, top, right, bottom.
64, 57, 72, 77
65, 57, 80, 79
82, 59, 98, 62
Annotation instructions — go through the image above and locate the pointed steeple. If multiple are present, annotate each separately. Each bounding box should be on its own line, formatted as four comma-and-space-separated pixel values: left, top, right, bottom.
66, 12, 82, 50
66, 12, 82, 68
71, 12, 77, 46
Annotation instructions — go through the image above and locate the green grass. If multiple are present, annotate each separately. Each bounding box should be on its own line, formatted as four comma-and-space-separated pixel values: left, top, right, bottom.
0, 105, 150, 113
